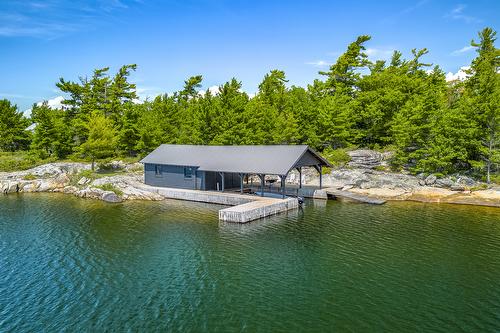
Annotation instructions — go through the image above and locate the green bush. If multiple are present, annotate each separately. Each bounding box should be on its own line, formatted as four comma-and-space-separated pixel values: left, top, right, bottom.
95, 183, 123, 196
321, 147, 351, 168
97, 159, 114, 171
488, 174, 500, 185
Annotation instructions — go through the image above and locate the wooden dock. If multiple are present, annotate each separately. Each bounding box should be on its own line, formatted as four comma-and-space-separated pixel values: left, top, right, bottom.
325, 188, 386, 205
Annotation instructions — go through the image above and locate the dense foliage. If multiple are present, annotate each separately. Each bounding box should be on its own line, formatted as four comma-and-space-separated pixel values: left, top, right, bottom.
1, 28, 499, 181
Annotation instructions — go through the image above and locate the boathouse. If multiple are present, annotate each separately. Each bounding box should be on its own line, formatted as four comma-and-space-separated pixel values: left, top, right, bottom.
140, 144, 331, 196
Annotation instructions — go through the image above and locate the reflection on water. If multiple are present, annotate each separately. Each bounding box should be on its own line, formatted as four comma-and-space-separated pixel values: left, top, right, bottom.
1, 193, 500, 332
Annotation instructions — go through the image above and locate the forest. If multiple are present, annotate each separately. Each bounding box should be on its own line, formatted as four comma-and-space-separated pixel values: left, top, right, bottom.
1, 27, 499, 182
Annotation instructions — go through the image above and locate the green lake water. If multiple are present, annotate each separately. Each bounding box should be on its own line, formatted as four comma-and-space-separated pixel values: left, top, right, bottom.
1, 194, 500, 332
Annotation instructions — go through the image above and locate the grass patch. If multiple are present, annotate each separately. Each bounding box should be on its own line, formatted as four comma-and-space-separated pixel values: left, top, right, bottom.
22, 173, 37, 180
94, 183, 123, 196
68, 168, 130, 186
374, 165, 388, 172
0, 151, 55, 172
469, 184, 488, 191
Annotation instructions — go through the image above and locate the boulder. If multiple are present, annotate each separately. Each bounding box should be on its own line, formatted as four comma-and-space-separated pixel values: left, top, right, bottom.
456, 176, 477, 187
102, 191, 122, 203
348, 150, 383, 169
435, 178, 454, 188
451, 184, 467, 191
77, 177, 90, 186
0, 181, 21, 193
63, 186, 79, 194
37, 179, 58, 192
75, 187, 105, 199
22, 183, 34, 192
425, 174, 437, 185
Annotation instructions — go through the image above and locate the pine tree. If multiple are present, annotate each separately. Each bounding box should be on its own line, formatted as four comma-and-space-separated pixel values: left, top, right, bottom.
79, 112, 117, 170
464, 28, 500, 183
0, 99, 31, 151
30, 103, 72, 158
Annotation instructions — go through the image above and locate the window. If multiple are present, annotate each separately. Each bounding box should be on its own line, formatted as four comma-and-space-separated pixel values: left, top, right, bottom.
184, 167, 193, 179
155, 165, 162, 176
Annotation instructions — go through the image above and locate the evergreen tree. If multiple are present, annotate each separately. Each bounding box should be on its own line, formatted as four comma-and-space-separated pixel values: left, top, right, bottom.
0, 99, 31, 151
319, 35, 371, 95
30, 103, 72, 158
79, 112, 118, 170
210, 79, 249, 144
464, 28, 500, 182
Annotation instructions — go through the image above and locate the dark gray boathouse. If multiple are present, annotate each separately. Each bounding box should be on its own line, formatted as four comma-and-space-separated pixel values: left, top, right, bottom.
140, 144, 331, 197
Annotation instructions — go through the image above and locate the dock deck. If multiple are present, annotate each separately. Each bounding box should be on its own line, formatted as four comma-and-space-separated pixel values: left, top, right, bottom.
136, 183, 299, 223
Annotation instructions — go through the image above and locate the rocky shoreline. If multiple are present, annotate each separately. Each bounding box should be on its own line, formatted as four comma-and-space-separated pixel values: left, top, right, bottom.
1, 159, 499, 208
0, 162, 163, 203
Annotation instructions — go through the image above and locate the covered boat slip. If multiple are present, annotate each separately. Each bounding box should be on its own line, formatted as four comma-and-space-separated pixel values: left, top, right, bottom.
141, 144, 331, 198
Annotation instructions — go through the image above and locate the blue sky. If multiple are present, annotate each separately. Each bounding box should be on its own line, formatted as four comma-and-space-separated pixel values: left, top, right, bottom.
0, 0, 498, 112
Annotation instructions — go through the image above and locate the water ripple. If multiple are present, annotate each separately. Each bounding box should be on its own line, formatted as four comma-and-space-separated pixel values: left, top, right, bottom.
1, 194, 500, 332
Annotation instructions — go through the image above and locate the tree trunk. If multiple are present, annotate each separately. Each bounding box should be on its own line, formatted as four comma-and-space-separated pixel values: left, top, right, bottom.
487, 136, 493, 184
91, 158, 95, 171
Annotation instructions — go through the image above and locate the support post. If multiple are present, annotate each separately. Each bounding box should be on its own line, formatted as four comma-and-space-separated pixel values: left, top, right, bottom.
260, 174, 265, 196
313, 165, 323, 190
239, 173, 245, 194
319, 165, 323, 189
218, 172, 225, 192
280, 175, 287, 199
296, 167, 302, 189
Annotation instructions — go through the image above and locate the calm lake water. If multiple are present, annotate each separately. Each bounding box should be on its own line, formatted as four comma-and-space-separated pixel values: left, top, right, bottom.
1, 194, 500, 332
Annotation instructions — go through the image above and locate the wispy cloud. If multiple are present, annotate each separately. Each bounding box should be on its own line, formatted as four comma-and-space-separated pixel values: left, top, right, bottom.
305, 60, 332, 67
380, 0, 429, 24
365, 47, 395, 61
0, 0, 137, 39
445, 4, 481, 23
451, 45, 475, 55
399, 0, 429, 15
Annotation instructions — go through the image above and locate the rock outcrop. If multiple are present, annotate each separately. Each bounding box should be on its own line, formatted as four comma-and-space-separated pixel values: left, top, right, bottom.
0, 161, 162, 203
347, 150, 393, 169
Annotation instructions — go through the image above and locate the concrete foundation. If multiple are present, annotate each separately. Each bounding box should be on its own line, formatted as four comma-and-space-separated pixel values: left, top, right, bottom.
219, 198, 298, 223
136, 183, 299, 223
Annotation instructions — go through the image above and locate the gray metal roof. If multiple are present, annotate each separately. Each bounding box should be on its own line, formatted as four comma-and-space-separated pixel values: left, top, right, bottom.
140, 144, 331, 175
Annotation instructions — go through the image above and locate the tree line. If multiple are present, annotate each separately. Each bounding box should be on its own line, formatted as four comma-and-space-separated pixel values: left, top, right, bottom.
1, 28, 499, 181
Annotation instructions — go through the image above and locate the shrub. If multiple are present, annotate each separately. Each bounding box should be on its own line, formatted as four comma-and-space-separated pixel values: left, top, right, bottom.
95, 183, 123, 196
489, 174, 500, 185
321, 147, 351, 168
